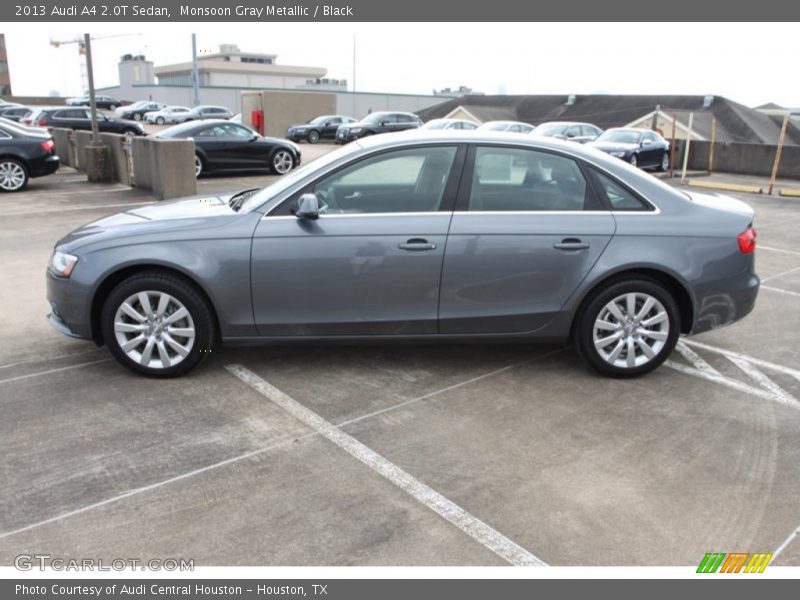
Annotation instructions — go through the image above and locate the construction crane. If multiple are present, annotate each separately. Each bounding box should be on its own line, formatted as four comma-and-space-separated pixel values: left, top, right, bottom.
49, 33, 141, 93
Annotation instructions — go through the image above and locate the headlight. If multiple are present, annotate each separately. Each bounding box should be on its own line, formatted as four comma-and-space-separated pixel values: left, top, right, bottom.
49, 251, 78, 278
610, 151, 627, 158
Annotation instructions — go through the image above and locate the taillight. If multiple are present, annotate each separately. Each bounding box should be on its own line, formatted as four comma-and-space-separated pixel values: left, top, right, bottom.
737, 227, 757, 254
41, 139, 55, 153
37, 118, 48, 126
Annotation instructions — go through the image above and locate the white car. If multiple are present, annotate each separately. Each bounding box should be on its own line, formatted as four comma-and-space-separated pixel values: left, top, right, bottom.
144, 106, 194, 125
420, 118, 479, 130
476, 120, 535, 133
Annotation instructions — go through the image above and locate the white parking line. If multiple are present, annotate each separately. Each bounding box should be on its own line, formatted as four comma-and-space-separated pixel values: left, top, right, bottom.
664, 360, 782, 404
762, 265, 800, 282
674, 341, 720, 376
0, 349, 105, 370
681, 339, 800, 383
0, 356, 539, 540
725, 356, 798, 407
0, 359, 111, 386
773, 525, 800, 561
759, 245, 800, 257
226, 364, 546, 566
762, 285, 800, 298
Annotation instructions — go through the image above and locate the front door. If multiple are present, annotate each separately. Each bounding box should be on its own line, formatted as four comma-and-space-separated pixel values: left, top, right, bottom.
439, 145, 616, 334
251, 144, 464, 336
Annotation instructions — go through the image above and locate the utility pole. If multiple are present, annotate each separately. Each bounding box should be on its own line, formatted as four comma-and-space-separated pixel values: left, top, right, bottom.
352, 33, 357, 117
84, 33, 100, 145
191, 33, 200, 106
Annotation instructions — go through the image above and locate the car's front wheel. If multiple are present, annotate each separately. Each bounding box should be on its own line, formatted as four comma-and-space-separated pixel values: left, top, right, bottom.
133, 113, 142, 121
194, 154, 205, 177
109, 104, 117, 111
101, 271, 216, 377
629, 154, 638, 168
306, 130, 320, 144
658, 152, 669, 172
574, 278, 680, 377
0, 158, 29, 192
156, 116, 165, 125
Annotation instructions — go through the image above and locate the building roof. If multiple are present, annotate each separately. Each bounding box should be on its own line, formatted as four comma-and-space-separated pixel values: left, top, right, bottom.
418, 94, 800, 145
155, 60, 326, 78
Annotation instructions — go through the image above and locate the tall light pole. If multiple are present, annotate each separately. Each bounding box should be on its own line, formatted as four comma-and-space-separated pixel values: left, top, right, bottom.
83, 33, 100, 145
352, 33, 357, 116
191, 33, 200, 106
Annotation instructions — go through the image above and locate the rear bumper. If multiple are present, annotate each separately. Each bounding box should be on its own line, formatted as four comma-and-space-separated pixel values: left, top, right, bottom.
29, 154, 60, 178
690, 273, 759, 335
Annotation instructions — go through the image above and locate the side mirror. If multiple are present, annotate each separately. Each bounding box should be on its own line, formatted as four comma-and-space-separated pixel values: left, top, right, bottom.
295, 193, 320, 220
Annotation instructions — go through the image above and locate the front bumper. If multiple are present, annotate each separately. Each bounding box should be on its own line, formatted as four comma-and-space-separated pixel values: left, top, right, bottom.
46, 270, 93, 340
286, 129, 307, 141
336, 129, 363, 143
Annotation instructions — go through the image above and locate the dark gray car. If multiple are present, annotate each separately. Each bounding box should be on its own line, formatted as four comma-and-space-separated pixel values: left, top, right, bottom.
46, 131, 759, 378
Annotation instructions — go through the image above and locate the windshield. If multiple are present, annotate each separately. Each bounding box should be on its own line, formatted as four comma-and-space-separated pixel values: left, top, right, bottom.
361, 112, 387, 124
238, 143, 362, 213
535, 123, 568, 136
597, 130, 642, 144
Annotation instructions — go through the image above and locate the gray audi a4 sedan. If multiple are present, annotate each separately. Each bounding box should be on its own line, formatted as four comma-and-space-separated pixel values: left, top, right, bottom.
47, 131, 759, 378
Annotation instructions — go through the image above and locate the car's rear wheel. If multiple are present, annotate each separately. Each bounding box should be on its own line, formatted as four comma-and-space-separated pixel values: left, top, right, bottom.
156, 116, 165, 125
306, 130, 320, 144
271, 149, 294, 174
101, 271, 215, 377
133, 113, 142, 121
194, 154, 204, 177
574, 278, 680, 377
658, 152, 669, 172
0, 158, 29, 192
629, 154, 638, 168
109, 104, 117, 111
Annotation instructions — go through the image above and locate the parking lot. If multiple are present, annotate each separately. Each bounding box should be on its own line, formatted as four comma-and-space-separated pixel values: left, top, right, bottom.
0, 159, 799, 567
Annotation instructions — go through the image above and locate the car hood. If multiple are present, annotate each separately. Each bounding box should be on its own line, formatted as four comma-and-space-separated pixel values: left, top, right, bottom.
588, 141, 639, 152
56, 193, 244, 251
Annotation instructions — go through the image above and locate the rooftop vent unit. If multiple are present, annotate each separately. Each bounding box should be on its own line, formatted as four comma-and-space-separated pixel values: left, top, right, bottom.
566, 94, 576, 106
703, 95, 715, 108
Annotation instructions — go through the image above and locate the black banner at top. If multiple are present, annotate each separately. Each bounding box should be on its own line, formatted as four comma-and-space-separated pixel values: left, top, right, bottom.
3, 0, 800, 22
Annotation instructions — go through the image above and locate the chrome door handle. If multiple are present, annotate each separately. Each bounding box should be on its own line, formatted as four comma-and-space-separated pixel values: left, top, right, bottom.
554, 238, 589, 250
398, 238, 437, 251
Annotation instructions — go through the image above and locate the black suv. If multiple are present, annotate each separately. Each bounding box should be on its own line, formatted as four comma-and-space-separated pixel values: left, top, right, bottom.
27, 107, 145, 136
335, 111, 422, 143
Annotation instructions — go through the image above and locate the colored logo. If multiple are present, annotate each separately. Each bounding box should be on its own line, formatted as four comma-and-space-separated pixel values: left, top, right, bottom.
697, 552, 773, 573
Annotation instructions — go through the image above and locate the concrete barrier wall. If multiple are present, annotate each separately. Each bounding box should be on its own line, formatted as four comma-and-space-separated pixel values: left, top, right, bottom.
99, 133, 132, 186
674, 140, 800, 179
50, 128, 75, 168
132, 137, 196, 200
74, 131, 93, 172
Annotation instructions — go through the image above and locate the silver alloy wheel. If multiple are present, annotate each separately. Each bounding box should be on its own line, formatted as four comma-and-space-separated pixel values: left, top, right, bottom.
133, 113, 142, 121
0, 161, 26, 191
592, 292, 669, 369
272, 150, 293, 174
307, 130, 320, 144
661, 152, 669, 171
194, 155, 203, 177
629, 154, 638, 168
156, 116, 165, 125
113, 291, 196, 369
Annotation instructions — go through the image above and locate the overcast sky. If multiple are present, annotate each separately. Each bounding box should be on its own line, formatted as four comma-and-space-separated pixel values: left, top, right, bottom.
5, 22, 799, 108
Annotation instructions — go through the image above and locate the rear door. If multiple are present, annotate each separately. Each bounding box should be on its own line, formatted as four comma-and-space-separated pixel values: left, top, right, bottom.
52, 108, 90, 131
439, 144, 616, 334
193, 125, 232, 169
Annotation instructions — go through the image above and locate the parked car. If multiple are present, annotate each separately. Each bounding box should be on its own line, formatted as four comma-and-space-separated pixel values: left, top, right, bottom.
286, 115, 357, 144
532, 121, 603, 143
0, 121, 59, 192
0, 105, 32, 123
188, 105, 234, 120
144, 106, 194, 125
477, 120, 535, 133
26, 107, 145, 136
588, 128, 670, 170
115, 101, 167, 121
65, 95, 122, 110
420, 118, 479, 130
46, 131, 759, 378
154, 120, 301, 177
335, 111, 422, 143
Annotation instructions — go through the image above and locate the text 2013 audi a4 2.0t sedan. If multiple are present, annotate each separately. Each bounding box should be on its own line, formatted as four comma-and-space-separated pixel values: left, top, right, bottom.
46, 131, 759, 378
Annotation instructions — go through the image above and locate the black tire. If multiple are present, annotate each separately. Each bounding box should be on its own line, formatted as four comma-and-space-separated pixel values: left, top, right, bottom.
657, 152, 669, 172
306, 130, 320, 144
0, 158, 30, 192
109, 104, 117, 111
101, 271, 216, 377
194, 154, 205, 177
155, 116, 165, 125
133, 113, 142, 121
629, 153, 638, 168
573, 278, 680, 378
